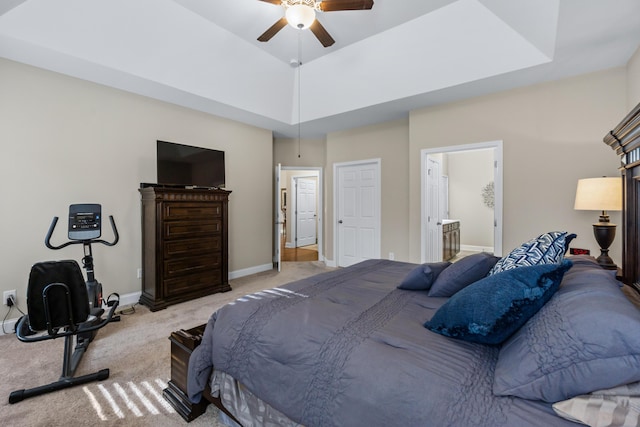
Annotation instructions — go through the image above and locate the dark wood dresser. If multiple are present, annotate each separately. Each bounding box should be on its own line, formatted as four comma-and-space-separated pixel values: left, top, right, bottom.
139, 185, 231, 311
443, 220, 460, 261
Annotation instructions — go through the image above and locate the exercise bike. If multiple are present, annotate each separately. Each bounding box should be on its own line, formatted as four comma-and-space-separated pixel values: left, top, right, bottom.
9, 204, 120, 404
45, 203, 120, 315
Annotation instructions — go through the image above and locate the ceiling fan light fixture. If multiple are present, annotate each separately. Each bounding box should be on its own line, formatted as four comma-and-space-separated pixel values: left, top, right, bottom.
285, 4, 316, 29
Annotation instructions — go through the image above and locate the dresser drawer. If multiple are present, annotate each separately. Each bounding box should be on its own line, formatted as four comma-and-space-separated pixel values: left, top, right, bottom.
443, 221, 459, 232
164, 271, 222, 298
163, 202, 222, 220
164, 253, 222, 278
164, 237, 221, 258
164, 220, 221, 239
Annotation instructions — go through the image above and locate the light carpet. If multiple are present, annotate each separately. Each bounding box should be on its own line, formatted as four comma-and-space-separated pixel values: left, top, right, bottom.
0, 261, 333, 427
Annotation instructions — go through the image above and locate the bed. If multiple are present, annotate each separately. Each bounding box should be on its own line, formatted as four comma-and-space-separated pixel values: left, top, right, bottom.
184, 102, 640, 427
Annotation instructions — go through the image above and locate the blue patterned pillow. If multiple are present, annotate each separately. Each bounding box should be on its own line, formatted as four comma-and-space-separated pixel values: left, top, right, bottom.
424, 260, 572, 345
489, 231, 570, 275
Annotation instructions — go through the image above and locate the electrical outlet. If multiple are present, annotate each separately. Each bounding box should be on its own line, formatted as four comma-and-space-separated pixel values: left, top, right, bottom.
137, 268, 142, 279
389, 252, 395, 261
3, 290, 16, 306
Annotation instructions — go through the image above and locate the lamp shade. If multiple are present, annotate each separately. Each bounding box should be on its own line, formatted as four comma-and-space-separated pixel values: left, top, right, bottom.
574, 177, 622, 211
286, 4, 316, 29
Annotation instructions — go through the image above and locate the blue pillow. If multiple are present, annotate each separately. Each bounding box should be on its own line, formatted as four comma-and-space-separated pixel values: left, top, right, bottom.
397, 262, 451, 290
494, 257, 640, 402
428, 252, 499, 297
424, 260, 573, 345
489, 231, 570, 275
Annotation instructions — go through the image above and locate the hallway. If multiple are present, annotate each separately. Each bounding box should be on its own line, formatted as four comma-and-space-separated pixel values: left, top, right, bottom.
281, 236, 318, 262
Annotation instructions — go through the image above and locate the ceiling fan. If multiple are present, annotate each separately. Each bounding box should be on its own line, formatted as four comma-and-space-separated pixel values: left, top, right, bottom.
257, 0, 374, 48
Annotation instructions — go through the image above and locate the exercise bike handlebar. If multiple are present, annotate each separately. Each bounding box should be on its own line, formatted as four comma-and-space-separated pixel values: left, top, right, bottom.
45, 215, 119, 250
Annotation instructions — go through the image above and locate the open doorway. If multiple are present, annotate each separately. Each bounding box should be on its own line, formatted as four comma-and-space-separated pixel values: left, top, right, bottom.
277, 167, 323, 264
421, 141, 503, 263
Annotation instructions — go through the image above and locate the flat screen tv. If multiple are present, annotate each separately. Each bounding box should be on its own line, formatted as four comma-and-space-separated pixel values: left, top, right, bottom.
157, 140, 225, 188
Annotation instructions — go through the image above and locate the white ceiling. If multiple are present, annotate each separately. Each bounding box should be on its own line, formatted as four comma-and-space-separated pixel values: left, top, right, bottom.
1, 0, 639, 138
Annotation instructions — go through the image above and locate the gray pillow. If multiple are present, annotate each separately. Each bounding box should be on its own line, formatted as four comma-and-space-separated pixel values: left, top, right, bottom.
397, 262, 451, 290
493, 257, 640, 402
428, 252, 499, 297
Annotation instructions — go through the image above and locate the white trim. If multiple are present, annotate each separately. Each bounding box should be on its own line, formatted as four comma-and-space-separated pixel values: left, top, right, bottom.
333, 158, 382, 267
324, 258, 336, 267
278, 166, 324, 265
229, 263, 273, 280
460, 244, 495, 253
0, 290, 143, 336
1, 317, 18, 336
421, 141, 503, 263
0, 262, 280, 336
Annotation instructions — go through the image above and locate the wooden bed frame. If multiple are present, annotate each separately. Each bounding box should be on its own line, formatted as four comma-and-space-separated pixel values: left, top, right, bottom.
164, 102, 640, 424
603, 102, 640, 293
164, 324, 242, 423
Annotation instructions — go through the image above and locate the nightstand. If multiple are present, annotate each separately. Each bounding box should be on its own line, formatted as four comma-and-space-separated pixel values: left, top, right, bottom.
163, 324, 208, 422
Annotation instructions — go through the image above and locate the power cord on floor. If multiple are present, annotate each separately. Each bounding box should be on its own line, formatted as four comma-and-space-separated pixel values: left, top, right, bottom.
116, 303, 137, 316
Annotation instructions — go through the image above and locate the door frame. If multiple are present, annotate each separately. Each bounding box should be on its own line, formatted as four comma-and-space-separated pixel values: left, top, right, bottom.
291, 175, 318, 248
425, 155, 443, 262
333, 158, 382, 268
275, 166, 324, 266
420, 141, 503, 263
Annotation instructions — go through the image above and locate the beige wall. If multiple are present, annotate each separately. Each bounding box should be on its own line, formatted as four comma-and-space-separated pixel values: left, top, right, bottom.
324, 118, 410, 263
273, 138, 326, 168
0, 58, 273, 310
628, 46, 640, 109
409, 68, 628, 263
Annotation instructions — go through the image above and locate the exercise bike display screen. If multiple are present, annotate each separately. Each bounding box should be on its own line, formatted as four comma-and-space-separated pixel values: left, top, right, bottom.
68, 204, 102, 241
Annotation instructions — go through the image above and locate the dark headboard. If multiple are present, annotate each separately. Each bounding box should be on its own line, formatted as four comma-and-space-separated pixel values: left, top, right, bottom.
603, 102, 640, 291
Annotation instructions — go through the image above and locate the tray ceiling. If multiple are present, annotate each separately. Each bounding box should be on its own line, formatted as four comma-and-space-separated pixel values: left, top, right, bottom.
1, 0, 639, 137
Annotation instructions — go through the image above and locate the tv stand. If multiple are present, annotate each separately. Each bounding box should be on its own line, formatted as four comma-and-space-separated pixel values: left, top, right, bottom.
139, 186, 231, 311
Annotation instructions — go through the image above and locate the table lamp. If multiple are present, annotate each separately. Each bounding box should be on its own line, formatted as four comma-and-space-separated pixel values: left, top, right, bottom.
574, 177, 622, 270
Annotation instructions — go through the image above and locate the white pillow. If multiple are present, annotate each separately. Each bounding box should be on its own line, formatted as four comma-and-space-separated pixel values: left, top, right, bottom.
553, 382, 640, 427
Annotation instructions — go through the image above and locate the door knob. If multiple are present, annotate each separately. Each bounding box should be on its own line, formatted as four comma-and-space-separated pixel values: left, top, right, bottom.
338, 220, 343, 224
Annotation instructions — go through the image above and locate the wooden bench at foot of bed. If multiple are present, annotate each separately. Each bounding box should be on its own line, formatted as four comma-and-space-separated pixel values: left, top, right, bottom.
163, 324, 239, 424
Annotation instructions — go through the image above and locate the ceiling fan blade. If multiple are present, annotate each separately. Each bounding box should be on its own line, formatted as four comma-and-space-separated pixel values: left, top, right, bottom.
310, 20, 335, 47
258, 17, 288, 42
257, 0, 282, 5
319, 0, 374, 12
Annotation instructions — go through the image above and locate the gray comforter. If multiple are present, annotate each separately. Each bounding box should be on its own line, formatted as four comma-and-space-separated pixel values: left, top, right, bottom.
188, 259, 577, 427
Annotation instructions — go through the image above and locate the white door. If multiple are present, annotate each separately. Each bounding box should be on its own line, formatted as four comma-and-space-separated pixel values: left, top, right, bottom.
274, 163, 282, 271
335, 160, 381, 267
295, 177, 317, 247
426, 156, 442, 262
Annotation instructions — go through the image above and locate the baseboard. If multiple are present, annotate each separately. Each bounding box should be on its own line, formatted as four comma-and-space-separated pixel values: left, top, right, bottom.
0, 291, 143, 336
229, 263, 273, 280
460, 244, 494, 254
1, 264, 282, 336
117, 291, 142, 309
0, 316, 18, 336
